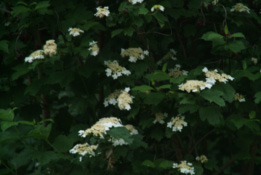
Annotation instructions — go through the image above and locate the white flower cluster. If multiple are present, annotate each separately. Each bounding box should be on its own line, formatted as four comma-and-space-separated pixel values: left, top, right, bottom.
95, 6, 110, 18
121, 48, 149, 63
151, 5, 164, 12
24, 50, 45, 63
231, 3, 250, 14
168, 64, 188, 78
203, 67, 234, 84
125, 124, 138, 135
89, 41, 99, 56
104, 60, 131, 79
43, 40, 57, 57
173, 161, 195, 175
78, 117, 123, 139
167, 115, 188, 132
178, 80, 213, 93
69, 143, 98, 158
104, 88, 134, 111
153, 113, 168, 124
109, 138, 129, 147
196, 155, 208, 163
128, 0, 144, 5
234, 93, 246, 102
157, 49, 177, 65
68, 27, 84, 37
251, 57, 258, 65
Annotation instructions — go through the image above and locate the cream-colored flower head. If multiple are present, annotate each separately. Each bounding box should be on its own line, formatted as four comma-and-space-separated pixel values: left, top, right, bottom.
104, 60, 131, 79
104, 90, 121, 107
212, 0, 219, 5
121, 48, 149, 63
167, 115, 188, 132
151, 5, 164, 12
128, 0, 144, 5
234, 93, 245, 102
109, 138, 129, 147
153, 113, 168, 124
78, 117, 123, 139
196, 155, 208, 164
24, 50, 44, 63
202, 67, 234, 83
173, 161, 195, 175
117, 88, 133, 111
231, 3, 250, 13
179, 80, 213, 93
89, 41, 99, 56
69, 143, 98, 157
43, 40, 57, 57
125, 124, 138, 135
169, 64, 188, 78
68, 28, 84, 37
157, 49, 177, 65
251, 57, 258, 65
94, 6, 110, 18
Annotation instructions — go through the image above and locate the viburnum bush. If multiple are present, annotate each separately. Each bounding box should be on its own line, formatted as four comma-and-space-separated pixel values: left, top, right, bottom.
0, 0, 261, 174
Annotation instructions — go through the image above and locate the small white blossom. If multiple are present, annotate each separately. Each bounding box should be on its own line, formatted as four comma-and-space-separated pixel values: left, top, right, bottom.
89, 41, 99, 56
231, 3, 250, 14
151, 5, 165, 12
196, 155, 208, 163
173, 161, 195, 175
167, 115, 188, 132
95, 6, 110, 18
128, 0, 144, 5
68, 27, 84, 37
104, 60, 131, 79
153, 113, 168, 124
24, 50, 44, 63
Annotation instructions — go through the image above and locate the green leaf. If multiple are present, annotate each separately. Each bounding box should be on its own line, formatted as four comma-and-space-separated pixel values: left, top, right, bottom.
35, 1, 50, 10
32, 151, 58, 165
153, 12, 168, 28
12, 6, 31, 16
199, 106, 223, 125
178, 104, 199, 114
143, 92, 165, 105
27, 124, 52, 140
254, 92, 261, 104
150, 127, 164, 141
138, 7, 149, 15
200, 89, 225, 107
158, 160, 173, 169
1, 121, 19, 131
108, 127, 133, 144
12, 64, 31, 80
111, 29, 123, 38
224, 25, 229, 35
0, 40, 9, 54
201, 32, 225, 47
132, 85, 154, 92
0, 108, 15, 121
230, 33, 245, 38
145, 71, 170, 81
225, 40, 246, 53
53, 135, 76, 152
156, 84, 171, 90
214, 83, 235, 103
142, 160, 155, 168
124, 27, 135, 37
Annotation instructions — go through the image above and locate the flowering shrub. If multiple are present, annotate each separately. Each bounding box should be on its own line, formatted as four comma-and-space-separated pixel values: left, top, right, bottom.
0, 0, 261, 175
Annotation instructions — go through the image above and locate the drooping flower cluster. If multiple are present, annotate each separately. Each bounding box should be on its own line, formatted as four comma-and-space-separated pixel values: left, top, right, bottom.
153, 113, 168, 124
168, 64, 188, 78
202, 67, 234, 83
24, 50, 45, 63
69, 143, 98, 158
167, 115, 188, 132
178, 80, 213, 93
121, 48, 149, 63
68, 27, 84, 37
128, 0, 144, 5
125, 124, 138, 135
104, 88, 134, 111
157, 49, 177, 65
117, 88, 133, 111
234, 93, 246, 102
196, 155, 208, 163
89, 41, 99, 56
173, 161, 195, 175
230, 3, 250, 14
151, 5, 164, 12
104, 60, 131, 79
78, 117, 123, 139
94, 6, 110, 18
43, 40, 57, 57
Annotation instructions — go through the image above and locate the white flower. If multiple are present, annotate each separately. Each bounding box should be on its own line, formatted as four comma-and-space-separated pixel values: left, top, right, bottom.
88, 41, 99, 56
117, 88, 133, 111
153, 113, 168, 124
234, 93, 245, 102
69, 143, 98, 158
104, 60, 131, 79
196, 155, 208, 163
231, 3, 250, 14
128, 0, 144, 5
121, 48, 148, 63
110, 138, 129, 147
203, 67, 234, 83
151, 5, 165, 12
24, 50, 44, 63
173, 161, 195, 175
125, 124, 139, 135
43, 40, 57, 57
68, 27, 84, 37
167, 115, 188, 132
179, 80, 213, 93
95, 6, 110, 18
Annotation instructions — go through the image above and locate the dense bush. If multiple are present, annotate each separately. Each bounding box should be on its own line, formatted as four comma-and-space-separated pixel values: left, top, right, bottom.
0, 0, 261, 174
